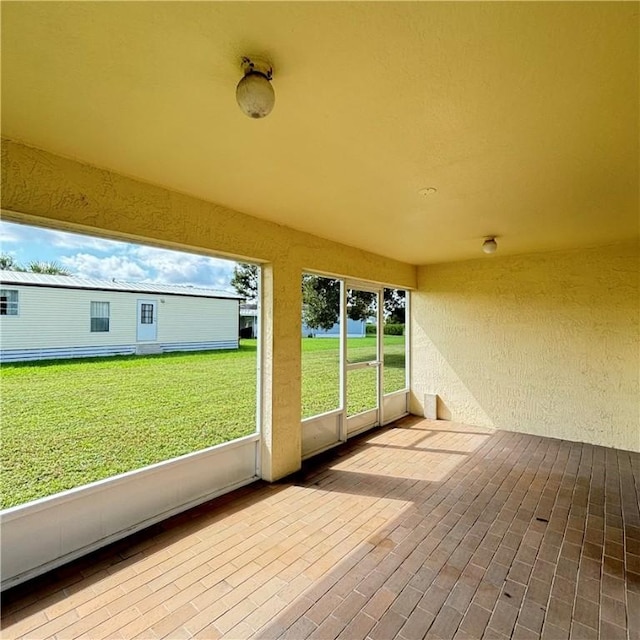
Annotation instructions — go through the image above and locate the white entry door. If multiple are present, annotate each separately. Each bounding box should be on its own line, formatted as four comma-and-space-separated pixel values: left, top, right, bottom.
136, 300, 158, 341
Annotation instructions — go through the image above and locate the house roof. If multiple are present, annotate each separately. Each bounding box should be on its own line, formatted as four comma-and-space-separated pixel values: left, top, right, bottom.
0, 270, 242, 301
1, 3, 637, 265
240, 304, 259, 317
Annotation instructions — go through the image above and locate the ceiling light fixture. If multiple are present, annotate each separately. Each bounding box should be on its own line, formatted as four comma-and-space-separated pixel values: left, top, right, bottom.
482, 237, 498, 254
236, 57, 275, 119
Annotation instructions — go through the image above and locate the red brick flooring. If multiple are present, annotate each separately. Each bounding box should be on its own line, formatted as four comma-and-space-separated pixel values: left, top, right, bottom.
2, 417, 639, 639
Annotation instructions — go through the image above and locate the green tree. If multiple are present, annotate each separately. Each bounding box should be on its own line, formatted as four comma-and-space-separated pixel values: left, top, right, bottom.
0, 253, 23, 271
231, 263, 258, 301
384, 289, 406, 324
302, 276, 378, 331
349, 290, 376, 323
26, 261, 70, 275
302, 275, 341, 331
231, 266, 405, 329
0, 253, 71, 275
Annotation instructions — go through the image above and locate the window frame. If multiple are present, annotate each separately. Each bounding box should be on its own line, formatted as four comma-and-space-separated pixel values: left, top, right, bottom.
140, 302, 154, 325
90, 301, 110, 333
0, 289, 19, 316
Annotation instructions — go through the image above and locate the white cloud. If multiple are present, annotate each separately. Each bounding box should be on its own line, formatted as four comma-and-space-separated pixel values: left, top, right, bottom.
133, 246, 203, 280
61, 254, 147, 281
2, 220, 239, 291
131, 245, 236, 289
47, 230, 124, 253
0, 220, 30, 244
1, 221, 123, 254
60, 248, 237, 291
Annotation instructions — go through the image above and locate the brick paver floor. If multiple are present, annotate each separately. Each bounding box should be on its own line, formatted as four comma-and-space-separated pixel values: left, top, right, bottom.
2, 417, 639, 639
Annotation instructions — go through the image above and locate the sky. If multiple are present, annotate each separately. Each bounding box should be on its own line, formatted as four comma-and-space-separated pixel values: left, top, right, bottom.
0, 220, 237, 291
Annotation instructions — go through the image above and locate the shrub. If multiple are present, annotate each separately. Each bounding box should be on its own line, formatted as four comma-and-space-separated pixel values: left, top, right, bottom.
384, 323, 404, 336
365, 324, 405, 336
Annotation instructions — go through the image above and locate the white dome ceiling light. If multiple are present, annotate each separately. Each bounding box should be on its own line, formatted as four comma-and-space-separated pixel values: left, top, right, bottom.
236, 57, 275, 119
482, 237, 498, 254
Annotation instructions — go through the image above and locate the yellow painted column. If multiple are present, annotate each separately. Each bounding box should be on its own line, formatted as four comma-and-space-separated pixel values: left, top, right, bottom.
260, 260, 302, 480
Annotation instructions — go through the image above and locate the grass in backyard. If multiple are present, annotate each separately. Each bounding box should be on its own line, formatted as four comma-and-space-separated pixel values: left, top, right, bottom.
1, 344, 258, 509
1, 336, 405, 508
301, 335, 406, 418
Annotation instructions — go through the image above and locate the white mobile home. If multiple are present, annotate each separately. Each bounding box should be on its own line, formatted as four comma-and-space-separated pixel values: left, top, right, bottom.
0, 271, 242, 362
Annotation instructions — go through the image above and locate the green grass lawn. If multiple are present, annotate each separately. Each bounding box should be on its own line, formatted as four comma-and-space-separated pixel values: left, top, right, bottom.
1, 336, 405, 508
301, 335, 406, 418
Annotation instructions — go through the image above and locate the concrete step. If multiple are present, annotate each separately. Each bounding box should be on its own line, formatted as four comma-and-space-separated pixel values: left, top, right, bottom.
135, 344, 163, 355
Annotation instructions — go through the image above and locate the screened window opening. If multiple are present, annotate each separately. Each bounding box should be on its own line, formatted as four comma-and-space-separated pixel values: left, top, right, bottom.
0, 289, 19, 316
383, 288, 407, 394
1, 220, 262, 511
90, 301, 110, 332
140, 303, 154, 324
301, 275, 342, 419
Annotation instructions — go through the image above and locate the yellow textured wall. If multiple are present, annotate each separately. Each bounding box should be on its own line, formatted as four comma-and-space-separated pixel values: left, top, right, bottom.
1, 140, 416, 480
411, 242, 640, 452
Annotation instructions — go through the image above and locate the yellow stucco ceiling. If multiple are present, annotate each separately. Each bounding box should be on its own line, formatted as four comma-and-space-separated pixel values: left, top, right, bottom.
1, 2, 638, 264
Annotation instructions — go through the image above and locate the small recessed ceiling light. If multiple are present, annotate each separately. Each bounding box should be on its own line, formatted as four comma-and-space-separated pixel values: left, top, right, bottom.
418, 187, 438, 196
